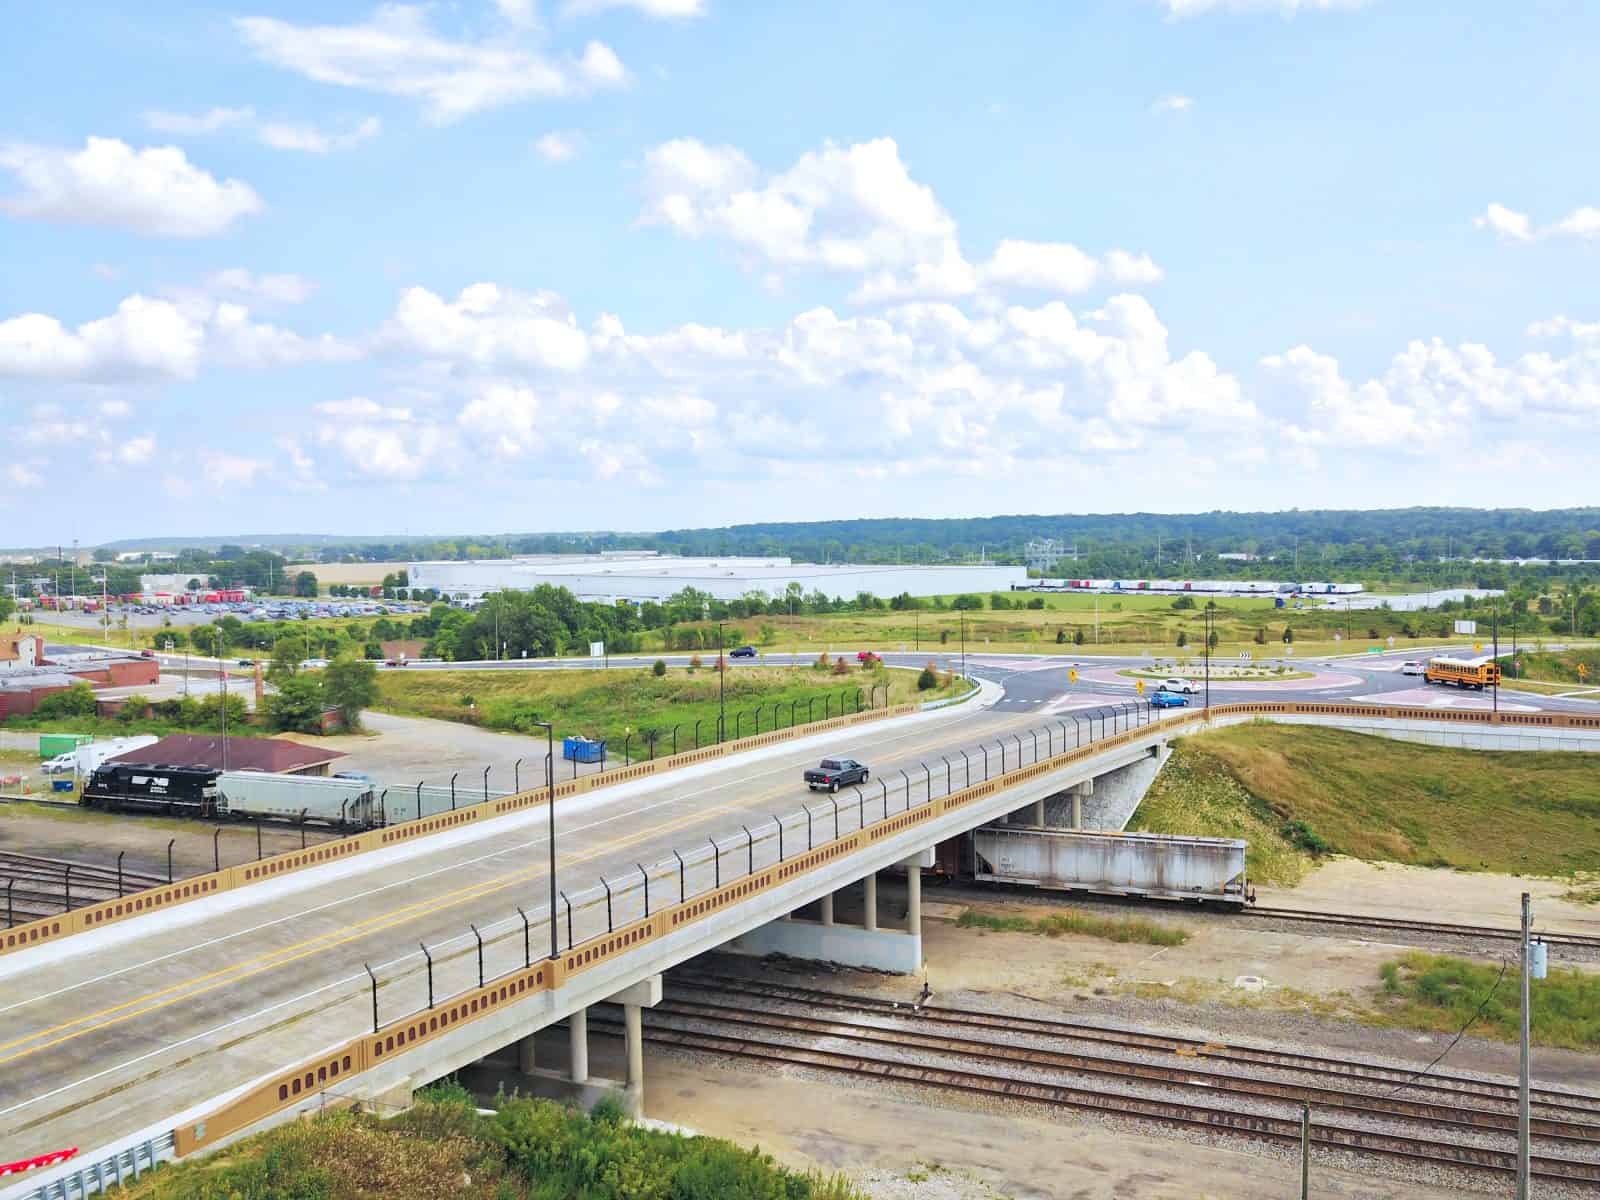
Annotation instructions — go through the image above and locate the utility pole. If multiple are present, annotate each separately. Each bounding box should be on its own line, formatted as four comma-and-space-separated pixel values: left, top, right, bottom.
1518, 891, 1532, 1200
1492, 605, 1500, 716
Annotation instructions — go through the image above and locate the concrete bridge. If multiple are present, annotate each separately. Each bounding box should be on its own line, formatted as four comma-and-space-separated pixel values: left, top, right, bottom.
3, 693, 1598, 1198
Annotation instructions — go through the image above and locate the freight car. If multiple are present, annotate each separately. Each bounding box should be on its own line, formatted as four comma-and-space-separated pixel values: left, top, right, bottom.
82, 765, 380, 828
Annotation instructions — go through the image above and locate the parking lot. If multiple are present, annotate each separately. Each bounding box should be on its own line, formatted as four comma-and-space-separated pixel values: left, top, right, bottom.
41, 598, 429, 631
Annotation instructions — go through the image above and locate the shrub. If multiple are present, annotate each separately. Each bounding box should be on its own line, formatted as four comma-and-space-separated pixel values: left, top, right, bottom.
831, 658, 850, 675
1254, 626, 1267, 645
33, 682, 97, 720
1176, 630, 1188, 648
1073, 629, 1086, 645
688, 653, 702, 671
951, 594, 983, 610
652, 658, 667, 677
815, 651, 831, 670
1055, 629, 1066, 644
1282, 818, 1330, 855
1171, 596, 1195, 610
917, 664, 939, 691
939, 629, 950, 643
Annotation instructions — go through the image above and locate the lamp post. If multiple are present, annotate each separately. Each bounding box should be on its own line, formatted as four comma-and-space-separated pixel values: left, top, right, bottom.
959, 611, 966, 679
1203, 605, 1212, 711
531, 721, 557, 958
717, 620, 726, 744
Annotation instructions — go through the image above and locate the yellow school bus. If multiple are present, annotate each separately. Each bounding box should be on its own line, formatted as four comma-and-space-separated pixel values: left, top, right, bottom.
1424, 656, 1501, 690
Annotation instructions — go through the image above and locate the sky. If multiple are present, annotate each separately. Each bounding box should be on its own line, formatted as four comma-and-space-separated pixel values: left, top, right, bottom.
2, 0, 1597, 545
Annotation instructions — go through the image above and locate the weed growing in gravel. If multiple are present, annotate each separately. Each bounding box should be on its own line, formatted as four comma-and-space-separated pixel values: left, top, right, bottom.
956, 907, 1187, 946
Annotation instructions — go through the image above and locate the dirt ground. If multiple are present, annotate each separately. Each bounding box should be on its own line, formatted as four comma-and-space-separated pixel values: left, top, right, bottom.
1258, 857, 1600, 935
0, 800, 339, 880
288, 710, 553, 788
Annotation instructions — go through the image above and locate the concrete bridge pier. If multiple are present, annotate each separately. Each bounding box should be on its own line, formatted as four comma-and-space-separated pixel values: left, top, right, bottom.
463, 975, 660, 1118
726, 850, 928, 973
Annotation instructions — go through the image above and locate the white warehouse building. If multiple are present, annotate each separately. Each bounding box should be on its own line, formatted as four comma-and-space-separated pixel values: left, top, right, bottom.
407, 554, 1027, 604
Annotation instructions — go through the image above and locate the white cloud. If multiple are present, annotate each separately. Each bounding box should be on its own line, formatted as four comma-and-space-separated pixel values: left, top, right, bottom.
316, 396, 412, 421
458, 384, 541, 456
206, 269, 317, 305
99, 399, 133, 418
1550, 207, 1600, 239
317, 416, 457, 479
0, 137, 262, 237
236, 6, 628, 124
1528, 315, 1600, 342
1474, 202, 1533, 242
495, 0, 539, 29
258, 116, 382, 154
0, 296, 205, 381
118, 434, 158, 464
1160, 0, 1372, 15
201, 452, 267, 487
1151, 94, 1194, 114
564, 0, 707, 17
0, 294, 355, 381
1474, 202, 1600, 242
6, 464, 44, 489
534, 131, 579, 163
643, 136, 1162, 304
383, 283, 591, 370
144, 107, 256, 134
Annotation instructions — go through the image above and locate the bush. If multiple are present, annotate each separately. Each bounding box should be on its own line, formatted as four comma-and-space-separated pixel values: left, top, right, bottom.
951, 594, 983, 610
1073, 629, 1086, 645
1176, 630, 1188, 648
688, 653, 702, 671
1055, 629, 1067, 644
939, 629, 950, 643
1282, 818, 1330, 855
33, 682, 98, 720
1171, 596, 1195, 610
652, 658, 667, 677
917, 664, 939, 691
1026, 596, 1045, 609
815, 651, 831, 670
831, 658, 850, 675
1254, 626, 1267, 645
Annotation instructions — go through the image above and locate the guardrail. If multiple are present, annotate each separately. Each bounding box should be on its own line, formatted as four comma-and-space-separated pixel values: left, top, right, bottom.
6, 1135, 171, 1200
0, 699, 923, 961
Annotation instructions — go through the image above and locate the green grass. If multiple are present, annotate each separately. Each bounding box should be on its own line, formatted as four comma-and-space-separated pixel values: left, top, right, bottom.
1509, 647, 1600, 686
373, 663, 965, 747
955, 906, 1188, 946
107, 1090, 863, 1200
1377, 951, 1600, 1051
1130, 724, 1600, 880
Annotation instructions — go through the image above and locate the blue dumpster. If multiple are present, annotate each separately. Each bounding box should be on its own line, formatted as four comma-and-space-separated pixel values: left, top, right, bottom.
52, 778, 74, 793
563, 736, 605, 763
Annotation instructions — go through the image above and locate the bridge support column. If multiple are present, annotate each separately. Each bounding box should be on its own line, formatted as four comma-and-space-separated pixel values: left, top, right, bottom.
1032, 797, 1046, 825
863, 872, 877, 932
569, 1007, 588, 1084
819, 891, 835, 927
517, 1033, 536, 1074
906, 863, 922, 939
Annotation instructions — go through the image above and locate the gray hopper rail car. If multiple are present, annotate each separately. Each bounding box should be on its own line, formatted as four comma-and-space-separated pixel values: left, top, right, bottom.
972, 827, 1249, 904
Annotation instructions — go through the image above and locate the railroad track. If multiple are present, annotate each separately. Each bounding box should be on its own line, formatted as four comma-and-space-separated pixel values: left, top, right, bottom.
1243, 906, 1600, 952
0, 851, 169, 925
644, 971, 1600, 1186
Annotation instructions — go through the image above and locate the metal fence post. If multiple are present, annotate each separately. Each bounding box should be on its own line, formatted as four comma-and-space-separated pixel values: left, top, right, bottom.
673, 849, 686, 903
603, 877, 613, 932
365, 963, 379, 1032
741, 824, 754, 875
517, 905, 530, 967
981, 744, 989, 779
450, 772, 458, 810
672, 725, 679, 756
772, 814, 784, 861
637, 863, 650, 916
561, 890, 573, 951
4, 878, 12, 928
116, 850, 125, 897
623, 733, 631, 767
420, 942, 434, 1008
959, 749, 970, 787
515, 758, 523, 792
921, 761, 931, 802
470, 923, 483, 987
63, 865, 72, 912
167, 838, 174, 883
694, 719, 702, 749
830, 795, 840, 840
212, 828, 221, 873
878, 777, 888, 819
710, 838, 720, 888
898, 770, 911, 813
483, 765, 491, 803
416, 780, 424, 818
941, 756, 951, 794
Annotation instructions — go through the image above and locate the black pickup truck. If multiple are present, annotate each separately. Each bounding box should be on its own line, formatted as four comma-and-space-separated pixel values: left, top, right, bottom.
803, 756, 869, 792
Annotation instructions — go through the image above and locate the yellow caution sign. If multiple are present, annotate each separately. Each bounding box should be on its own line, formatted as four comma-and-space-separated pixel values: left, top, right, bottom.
1474, 642, 1483, 653
1068, 669, 1078, 683
1579, 663, 1590, 680
1136, 679, 1145, 694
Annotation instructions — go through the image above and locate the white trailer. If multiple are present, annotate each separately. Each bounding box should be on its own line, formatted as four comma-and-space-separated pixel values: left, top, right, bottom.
73, 735, 161, 777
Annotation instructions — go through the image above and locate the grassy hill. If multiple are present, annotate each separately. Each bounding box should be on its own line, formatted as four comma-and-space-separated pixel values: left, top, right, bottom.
1130, 723, 1600, 883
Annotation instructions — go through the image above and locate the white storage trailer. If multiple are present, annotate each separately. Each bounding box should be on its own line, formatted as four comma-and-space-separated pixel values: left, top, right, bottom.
973, 827, 1249, 904
216, 772, 377, 826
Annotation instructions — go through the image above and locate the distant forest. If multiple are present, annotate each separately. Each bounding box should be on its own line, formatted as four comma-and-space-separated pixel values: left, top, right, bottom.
84, 507, 1600, 588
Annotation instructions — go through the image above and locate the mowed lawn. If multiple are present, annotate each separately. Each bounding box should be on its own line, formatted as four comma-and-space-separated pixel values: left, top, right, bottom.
1132, 723, 1600, 879
373, 663, 962, 750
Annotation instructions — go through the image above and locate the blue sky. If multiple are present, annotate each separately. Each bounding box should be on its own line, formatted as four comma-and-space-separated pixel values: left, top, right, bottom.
2, 0, 1597, 544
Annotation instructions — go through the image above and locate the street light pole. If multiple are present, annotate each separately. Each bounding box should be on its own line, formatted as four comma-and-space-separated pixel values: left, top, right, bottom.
717, 620, 726, 743
1492, 605, 1500, 716
534, 721, 557, 959
960, 611, 966, 679
1518, 891, 1532, 1200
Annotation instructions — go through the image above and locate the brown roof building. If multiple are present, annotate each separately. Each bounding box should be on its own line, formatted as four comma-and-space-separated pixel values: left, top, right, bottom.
107, 734, 346, 776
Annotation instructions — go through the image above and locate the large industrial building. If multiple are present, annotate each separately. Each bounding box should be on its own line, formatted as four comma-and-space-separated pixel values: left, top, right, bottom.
406, 553, 1027, 604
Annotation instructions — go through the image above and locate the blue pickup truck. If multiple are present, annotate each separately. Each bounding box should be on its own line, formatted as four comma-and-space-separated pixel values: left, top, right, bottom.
1149, 690, 1190, 709
804, 756, 869, 792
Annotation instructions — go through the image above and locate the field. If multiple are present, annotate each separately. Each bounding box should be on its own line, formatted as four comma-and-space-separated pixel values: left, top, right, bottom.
698, 596, 1473, 661
1130, 724, 1600, 882
1378, 952, 1600, 1051
1510, 647, 1600, 685
373, 662, 964, 748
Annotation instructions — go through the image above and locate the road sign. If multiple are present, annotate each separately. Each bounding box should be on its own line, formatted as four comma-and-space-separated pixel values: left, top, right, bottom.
590, 641, 604, 658
1579, 663, 1590, 680
1135, 680, 1145, 694
1474, 643, 1483, 653
1455, 620, 1478, 636
1068, 669, 1078, 683
1284, 646, 1295, 655
1241, 650, 1251, 661
1386, 636, 1395, 646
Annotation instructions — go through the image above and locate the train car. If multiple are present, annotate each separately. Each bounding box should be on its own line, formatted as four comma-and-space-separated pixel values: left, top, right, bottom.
216, 771, 378, 827
973, 827, 1249, 905
82, 763, 222, 817
1424, 656, 1501, 689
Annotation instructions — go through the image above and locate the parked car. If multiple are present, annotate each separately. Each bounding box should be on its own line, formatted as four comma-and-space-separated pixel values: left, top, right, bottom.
804, 757, 869, 792
1400, 660, 1425, 676
41, 753, 77, 775
1159, 678, 1198, 694
139, 648, 156, 658
1150, 691, 1190, 708
729, 645, 757, 659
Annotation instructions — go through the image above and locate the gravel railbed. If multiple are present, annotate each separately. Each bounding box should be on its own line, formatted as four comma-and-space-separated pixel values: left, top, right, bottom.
640, 1004, 1583, 1168
652, 957, 1600, 1198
